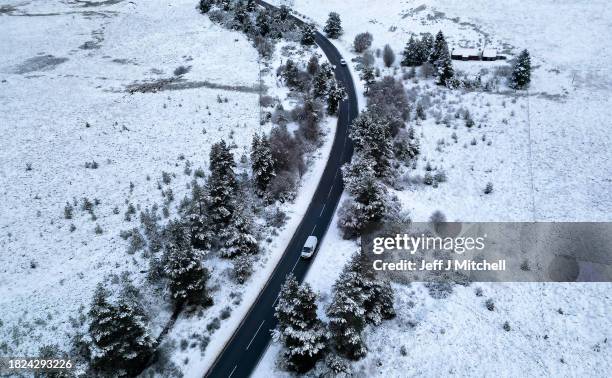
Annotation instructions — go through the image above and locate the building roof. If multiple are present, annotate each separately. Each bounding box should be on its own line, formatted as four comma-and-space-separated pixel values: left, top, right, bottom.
451, 48, 480, 57
482, 48, 497, 58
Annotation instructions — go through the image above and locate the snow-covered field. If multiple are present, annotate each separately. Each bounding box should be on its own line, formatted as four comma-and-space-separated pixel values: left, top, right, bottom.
0, 1, 336, 373
0, 0, 260, 356
256, 0, 612, 376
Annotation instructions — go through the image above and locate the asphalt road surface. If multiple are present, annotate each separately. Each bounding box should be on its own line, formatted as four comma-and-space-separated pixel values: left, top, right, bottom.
204, 2, 359, 377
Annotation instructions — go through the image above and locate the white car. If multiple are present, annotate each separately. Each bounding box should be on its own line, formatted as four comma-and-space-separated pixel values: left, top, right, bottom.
340, 59, 347, 66
300, 236, 318, 259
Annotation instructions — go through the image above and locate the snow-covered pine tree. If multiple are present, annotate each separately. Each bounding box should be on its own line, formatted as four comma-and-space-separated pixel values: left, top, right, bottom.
234, 2, 248, 25
420, 33, 434, 60
319, 62, 335, 80
207, 140, 237, 230
307, 55, 320, 75
251, 133, 275, 197
429, 31, 449, 64
313, 70, 330, 98
339, 153, 389, 233
348, 111, 394, 178
324, 12, 343, 39
325, 354, 350, 377
274, 274, 327, 373
188, 181, 213, 250
360, 66, 376, 92
341, 153, 377, 198
88, 284, 154, 376
511, 49, 531, 89
282, 59, 300, 88
383, 44, 395, 68
256, 10, 271, 36
246, 0, 256, 12
354, 173, 388, 226
198, 0, 212, 14
364, 279, 395, 325
220, 209, 258, 258
163, 221, 211, 307
336, 199, 364, 239
427, 31, 453, 85
233, 254, 253, 284
279, 4, 290, 21
326, 270, 368, 360
342, 254, 395, 325
436, 52, 454, 86
220, 0, 230, 12
327, 80, 346, 115
401, 36, 421, 67
301, 23, 316, 46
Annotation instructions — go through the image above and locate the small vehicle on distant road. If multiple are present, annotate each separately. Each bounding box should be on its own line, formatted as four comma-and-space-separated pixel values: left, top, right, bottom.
340, 59, 347, 66
301, 236, 318, 259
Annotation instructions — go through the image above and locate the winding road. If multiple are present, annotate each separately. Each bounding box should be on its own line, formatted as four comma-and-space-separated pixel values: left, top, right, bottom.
204, 2, 359, 377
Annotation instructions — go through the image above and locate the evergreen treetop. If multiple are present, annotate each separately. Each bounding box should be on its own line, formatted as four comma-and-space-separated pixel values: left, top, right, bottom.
324, 12, 343, 39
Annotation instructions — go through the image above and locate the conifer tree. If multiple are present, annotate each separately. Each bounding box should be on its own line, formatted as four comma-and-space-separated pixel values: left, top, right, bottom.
420, 33, 434, 58
511, 49, 531, 89
326, 253, 395, 359
353, 172, 388, 225
208, 140, 237, 230
274, 275, 328, 373
282, 59, 300, 88
246, 0, 256, 12
349, 111, 394, 178
429, 31, 449, 64
279, 5, 290, 21
428, 31, 453, 85
341, 153, 377, 199
163, 221, 211, 307
188, 181, 213, 250
234, 3, 248, 25
327, 80, 346, 115
256, 10, 271, 36
401, 36, 421, 67
88, 284, 153, 376
342, 254, 395, 325
301, 23, 316, 46
324, 12, 343, 39
251, 133, 275, 196
340, 153, 389, 231
436, 53, 454, 86
326, 272, 367, 360
360, 66, 376, 92
313, 70, 329, 98
198, 0, 212, 14
220, 209, 258, 258
319, 62, 334, 80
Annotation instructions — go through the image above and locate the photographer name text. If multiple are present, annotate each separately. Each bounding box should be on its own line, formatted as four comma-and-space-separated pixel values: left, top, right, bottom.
372, 259, 506, 271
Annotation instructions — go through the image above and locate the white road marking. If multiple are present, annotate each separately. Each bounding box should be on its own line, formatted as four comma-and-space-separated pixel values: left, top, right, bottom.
327, 183, 334, 199
291, 255, 300, 272
319, 203, 326, 217
229, 365, 238, 378
246, 320, 265, 351
311, 225, 317, 235
272, 294, 280, 308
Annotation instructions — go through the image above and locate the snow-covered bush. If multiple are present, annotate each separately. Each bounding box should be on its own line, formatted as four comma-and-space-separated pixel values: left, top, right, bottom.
353, 32, 373, 53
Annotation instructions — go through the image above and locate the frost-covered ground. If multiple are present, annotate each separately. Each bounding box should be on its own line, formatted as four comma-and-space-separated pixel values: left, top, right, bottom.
256, 0, 612, 376
0, 0, 259, 357
0, 1, 335, 374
